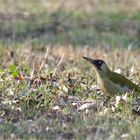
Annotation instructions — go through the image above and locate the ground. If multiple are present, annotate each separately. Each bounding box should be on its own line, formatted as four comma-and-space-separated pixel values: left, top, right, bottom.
0, 1, 140, 140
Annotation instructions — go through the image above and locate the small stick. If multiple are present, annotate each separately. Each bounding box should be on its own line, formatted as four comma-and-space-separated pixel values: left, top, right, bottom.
31, 59, 35, 78
52, 53, 65, 76
39, 46, 49, 71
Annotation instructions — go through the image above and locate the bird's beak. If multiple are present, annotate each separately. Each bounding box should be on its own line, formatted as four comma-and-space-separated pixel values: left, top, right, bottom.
83, 56, 96, 65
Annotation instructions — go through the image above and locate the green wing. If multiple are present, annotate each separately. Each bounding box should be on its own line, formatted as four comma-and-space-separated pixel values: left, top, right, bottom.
109, 71, 140, 91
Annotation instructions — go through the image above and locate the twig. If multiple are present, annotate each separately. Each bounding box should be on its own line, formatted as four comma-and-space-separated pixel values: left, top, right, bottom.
30, 58, 35, 78
39, 46, 49, 71
52, 53, 65, 76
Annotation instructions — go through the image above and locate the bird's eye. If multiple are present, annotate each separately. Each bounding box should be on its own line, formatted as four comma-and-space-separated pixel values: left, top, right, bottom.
98, 61, 102, 65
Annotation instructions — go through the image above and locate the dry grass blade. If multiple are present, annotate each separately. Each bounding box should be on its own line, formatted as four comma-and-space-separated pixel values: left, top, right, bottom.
30, 59, 35, 78
39, 46, 49, 72
52, 53, 65, 76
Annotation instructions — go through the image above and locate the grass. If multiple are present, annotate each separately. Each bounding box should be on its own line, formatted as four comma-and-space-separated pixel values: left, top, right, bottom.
0, 0, 140, 47
0, 0, 140, 139
0, 46, 140, 139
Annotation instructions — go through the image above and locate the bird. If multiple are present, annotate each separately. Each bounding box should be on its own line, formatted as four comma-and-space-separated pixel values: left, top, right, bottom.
83, 56, 140, 96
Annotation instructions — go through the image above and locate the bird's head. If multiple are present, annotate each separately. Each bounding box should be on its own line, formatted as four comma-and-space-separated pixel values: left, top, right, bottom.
83, 56, 110, 76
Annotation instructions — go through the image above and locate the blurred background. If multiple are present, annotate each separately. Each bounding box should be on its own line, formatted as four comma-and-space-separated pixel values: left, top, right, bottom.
1, 1, 140, 140
1, 0, 140, 48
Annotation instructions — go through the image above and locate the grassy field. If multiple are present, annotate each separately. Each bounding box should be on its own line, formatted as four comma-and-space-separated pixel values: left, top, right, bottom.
0, 0, 140, 140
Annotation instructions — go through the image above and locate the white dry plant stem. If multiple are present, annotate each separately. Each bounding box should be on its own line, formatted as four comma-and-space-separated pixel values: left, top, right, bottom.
52, 53, 65, 76
39, 46, 49, 71
30, 46, 49, 78
30, 59, 35, 78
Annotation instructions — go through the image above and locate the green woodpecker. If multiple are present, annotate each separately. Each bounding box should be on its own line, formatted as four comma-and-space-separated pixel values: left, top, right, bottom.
83, 56, 140, 95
